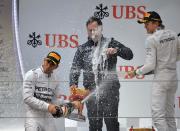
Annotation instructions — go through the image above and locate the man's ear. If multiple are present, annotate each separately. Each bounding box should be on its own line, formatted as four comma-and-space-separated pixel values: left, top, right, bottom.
154, 21, 159, 27
55, 65, 58, 69
98, 25, 103, 32
101, 25, 103, 31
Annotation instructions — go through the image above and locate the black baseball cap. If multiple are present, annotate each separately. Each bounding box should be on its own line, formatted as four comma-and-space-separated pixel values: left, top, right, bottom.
45, 51, 61, 65
137, 11, 162, 24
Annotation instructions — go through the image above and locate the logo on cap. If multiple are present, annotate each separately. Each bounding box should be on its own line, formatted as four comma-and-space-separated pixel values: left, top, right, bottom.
46, 52, 61, 65
137, 11, 162, 24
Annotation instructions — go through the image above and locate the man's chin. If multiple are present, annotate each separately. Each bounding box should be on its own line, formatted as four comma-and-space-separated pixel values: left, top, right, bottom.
91, 37, 101, 43
147, 30, 154, 34
92, 39, 98, 43
43, 70, 51, 74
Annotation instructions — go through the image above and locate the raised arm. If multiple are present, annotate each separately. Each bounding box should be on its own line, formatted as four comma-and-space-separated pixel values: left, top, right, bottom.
109, 38, 133, 60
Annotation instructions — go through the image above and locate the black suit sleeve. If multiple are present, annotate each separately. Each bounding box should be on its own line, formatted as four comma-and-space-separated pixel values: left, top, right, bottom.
109, 38, 133, 60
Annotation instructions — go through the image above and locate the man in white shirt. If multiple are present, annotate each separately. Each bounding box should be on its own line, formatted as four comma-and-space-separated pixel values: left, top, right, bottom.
23, 51, 81, 131
128, 11, 180, 131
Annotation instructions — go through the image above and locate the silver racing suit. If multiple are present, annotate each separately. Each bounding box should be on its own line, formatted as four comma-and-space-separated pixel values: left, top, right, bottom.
23, 66, 59, 131
136, 29, 180, 131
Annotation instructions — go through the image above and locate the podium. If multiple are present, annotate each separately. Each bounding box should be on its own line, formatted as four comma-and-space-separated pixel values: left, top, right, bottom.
129, 126, 155, 131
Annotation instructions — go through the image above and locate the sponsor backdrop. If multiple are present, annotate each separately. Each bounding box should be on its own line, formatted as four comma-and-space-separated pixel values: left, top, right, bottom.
0, 0, 180, 131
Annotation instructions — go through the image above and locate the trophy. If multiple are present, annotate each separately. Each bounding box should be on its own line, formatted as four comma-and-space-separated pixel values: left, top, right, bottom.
67, 87, 89, 122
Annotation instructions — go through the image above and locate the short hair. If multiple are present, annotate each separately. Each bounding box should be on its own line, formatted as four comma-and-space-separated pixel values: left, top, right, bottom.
86, 16, 102, 26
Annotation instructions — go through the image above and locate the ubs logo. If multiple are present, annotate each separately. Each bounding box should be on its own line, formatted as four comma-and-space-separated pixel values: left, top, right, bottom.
94, 3, 146, 20
27, 32, 42, 48
94, 4, 109, 19
27, 32, 79, 48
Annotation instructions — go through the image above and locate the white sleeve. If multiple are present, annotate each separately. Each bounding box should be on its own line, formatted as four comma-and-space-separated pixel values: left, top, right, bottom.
136, 37, 156, 75
177, 36, 180, 61
23, 71, 49, 111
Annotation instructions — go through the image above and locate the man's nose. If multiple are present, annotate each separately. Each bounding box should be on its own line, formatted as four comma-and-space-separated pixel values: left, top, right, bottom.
91, 30, 95, 33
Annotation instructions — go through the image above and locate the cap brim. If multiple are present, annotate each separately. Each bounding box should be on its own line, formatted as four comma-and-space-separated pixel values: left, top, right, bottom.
45, 58, 57, 65
137, 19, 148, 24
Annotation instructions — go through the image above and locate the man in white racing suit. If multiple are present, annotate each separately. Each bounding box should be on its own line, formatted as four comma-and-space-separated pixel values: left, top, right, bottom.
128, 11, 180, 131
23, 51, 82, 131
